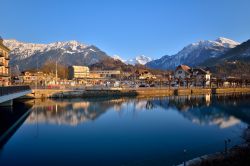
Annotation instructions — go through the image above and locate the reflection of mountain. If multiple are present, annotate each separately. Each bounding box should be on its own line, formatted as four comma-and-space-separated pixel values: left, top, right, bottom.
0, 101, 33, 148
151, 94, 250, 128
26, 93, 250, 128
26, 98, 159, 126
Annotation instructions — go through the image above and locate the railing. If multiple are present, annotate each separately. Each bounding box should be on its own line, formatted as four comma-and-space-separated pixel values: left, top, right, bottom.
0, 86, 31, 97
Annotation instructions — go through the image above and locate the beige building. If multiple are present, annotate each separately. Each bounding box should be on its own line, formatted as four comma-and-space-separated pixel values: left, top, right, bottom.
15, 71, 57, 86
0, 37, 10, 86
90, 70, 121, 78
68, 66, 90, 80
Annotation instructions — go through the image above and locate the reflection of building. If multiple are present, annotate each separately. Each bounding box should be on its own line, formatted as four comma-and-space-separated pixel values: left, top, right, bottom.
0, 37, 10, 86
26, 99, 120, 126
68, 66, 90, 80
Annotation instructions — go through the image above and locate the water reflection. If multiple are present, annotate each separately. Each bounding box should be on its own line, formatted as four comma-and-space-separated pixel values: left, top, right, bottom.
0, 101, 33, 148
1, 94, 250, 166
26, 93, 250, 128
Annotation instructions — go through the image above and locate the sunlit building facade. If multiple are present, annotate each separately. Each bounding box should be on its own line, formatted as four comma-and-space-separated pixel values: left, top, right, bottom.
68, 66, 90, 80
0, 37, 10, 86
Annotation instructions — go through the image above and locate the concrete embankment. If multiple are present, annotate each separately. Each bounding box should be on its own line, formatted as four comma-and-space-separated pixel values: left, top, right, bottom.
23, 87, 250, 99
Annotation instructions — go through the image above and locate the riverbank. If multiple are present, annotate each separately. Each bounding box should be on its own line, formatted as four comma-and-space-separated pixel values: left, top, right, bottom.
178, 126, 250, 166
23, 87, 250, 99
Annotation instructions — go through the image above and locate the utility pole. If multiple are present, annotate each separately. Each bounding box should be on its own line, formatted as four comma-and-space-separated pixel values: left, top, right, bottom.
36, 56, 38, 90
55, 61, 58, 85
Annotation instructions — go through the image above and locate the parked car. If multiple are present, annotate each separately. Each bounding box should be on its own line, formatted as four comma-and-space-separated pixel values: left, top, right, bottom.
139, 84, 150, 87
150, 84, 155, 87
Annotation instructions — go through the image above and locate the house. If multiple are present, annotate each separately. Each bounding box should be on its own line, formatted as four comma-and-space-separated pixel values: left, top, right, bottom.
174, 65, 192, 80
15, 71, 57, 86
174, 65, 211, 87
191, 68, 211, 86
135, 69, 156, 80
174, 65, 192, 86
0, 37, 10, 86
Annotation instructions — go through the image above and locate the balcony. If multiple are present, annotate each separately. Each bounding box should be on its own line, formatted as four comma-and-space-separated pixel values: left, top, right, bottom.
0, 62, 3, 66
5, 56, 10, 60
0, 73, 9, 77
0, 52, 3, 57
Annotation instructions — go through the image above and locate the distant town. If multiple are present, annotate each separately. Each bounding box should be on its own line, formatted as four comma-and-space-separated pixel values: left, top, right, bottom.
1, 37, 250, 90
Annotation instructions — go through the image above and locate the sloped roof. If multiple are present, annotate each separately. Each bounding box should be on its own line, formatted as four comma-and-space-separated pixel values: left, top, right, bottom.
192, 68, 210, 74
176, 65, 191, 72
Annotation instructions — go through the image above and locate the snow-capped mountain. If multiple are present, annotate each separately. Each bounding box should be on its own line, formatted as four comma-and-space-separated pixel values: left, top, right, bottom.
4, 39, 112, 71
126, 55, 152, 65
146, 37, 240, 70
113, 55, 152, 65
113, 55, 125, 62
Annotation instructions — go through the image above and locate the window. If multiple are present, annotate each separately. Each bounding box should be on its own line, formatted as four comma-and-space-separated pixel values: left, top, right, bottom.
178, 70, 182, 74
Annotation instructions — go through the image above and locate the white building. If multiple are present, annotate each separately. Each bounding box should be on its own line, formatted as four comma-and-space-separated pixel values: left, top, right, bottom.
174, 65, 211, 87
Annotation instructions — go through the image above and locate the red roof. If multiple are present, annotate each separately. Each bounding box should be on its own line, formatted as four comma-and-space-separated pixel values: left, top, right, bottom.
176, 65, 191, 72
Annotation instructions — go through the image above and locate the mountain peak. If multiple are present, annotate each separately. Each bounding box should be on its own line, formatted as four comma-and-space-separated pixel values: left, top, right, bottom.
215, 37, 240, 47
147, 37, 241, 70
123, 55, 152, 65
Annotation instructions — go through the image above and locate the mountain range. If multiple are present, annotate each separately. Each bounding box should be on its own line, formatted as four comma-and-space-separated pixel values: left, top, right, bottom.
146, 37, 240, 70
3, 37, 250, 75
4, 39, 114, 71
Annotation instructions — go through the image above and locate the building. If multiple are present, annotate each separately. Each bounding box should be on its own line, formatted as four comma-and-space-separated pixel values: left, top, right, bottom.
15, 71, 58, 86
174, 65, 191, 80
0, 37, 10, 86
135, 69, 156, 80
68, 66, 90, 80
191, 68, 211, 86
174, 65, 211, 87
90, 70, 121, 79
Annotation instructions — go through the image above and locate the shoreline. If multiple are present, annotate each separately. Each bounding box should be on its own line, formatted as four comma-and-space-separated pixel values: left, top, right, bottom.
23, 87, 250, 99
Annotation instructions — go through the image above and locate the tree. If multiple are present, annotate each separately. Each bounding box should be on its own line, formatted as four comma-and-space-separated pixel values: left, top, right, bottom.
40, 60, 69, 79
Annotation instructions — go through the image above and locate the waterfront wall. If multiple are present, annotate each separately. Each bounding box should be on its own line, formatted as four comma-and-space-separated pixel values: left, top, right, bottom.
24, 87, 250, 99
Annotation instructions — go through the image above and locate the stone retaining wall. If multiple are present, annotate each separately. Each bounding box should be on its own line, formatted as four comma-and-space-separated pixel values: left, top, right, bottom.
23, 87, 250, 99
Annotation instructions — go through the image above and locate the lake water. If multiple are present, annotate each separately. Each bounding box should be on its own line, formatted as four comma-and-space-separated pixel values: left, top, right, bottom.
0, 93, 250, 166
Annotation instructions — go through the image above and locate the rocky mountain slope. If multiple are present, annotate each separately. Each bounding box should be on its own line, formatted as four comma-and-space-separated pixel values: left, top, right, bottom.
146, 37, 240, 70
201, 39, 250, 77
4, 39, 113, 71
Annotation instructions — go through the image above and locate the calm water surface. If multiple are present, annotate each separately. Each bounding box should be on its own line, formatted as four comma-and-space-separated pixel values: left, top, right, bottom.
0, 94, 250, 166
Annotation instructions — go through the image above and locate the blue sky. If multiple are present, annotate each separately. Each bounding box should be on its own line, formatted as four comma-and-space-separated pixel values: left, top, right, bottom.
1, 0, 250, 60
